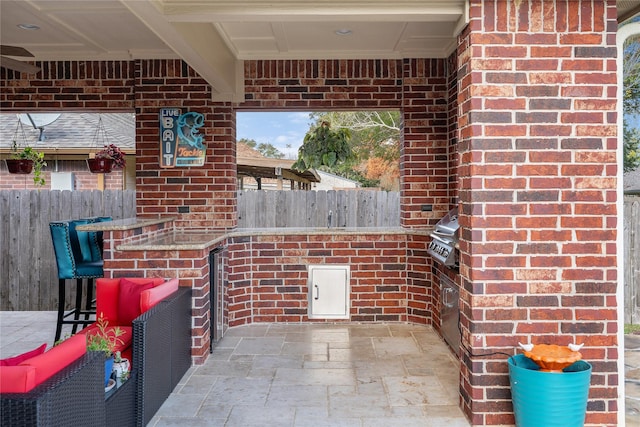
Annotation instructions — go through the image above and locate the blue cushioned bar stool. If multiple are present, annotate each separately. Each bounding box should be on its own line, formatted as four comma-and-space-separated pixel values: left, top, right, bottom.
78, 216, 112, 319
50, 219, 105, 342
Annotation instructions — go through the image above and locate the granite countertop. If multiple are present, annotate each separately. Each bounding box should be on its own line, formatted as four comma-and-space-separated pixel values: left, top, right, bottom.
76, 217, 176, 232
232, 227, 414, 236
92, 221, 431, 251
118, 231, 226, 250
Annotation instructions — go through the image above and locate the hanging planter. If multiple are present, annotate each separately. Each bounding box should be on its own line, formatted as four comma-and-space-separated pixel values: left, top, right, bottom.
6, 158, 34, 174
87, 116, 126, 174
5, 120, 47, 185
86, 157, 113, 173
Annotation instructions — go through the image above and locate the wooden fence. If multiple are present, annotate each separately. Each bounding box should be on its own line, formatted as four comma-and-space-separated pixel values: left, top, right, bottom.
625, 196, 640, 324
238, 190, 400, 228
2, 190, 638, 319
0, 190, 136, 311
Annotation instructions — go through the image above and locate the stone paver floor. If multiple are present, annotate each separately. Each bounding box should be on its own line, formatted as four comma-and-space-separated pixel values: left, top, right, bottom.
2, 312, 639, 426
148, 323, 470, 427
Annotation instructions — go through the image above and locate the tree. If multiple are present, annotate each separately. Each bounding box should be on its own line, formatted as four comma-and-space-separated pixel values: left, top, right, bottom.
623, 26, 640, 172
292, 121, 353, 171
306, 112, 401, 190
237, 138, 285, 159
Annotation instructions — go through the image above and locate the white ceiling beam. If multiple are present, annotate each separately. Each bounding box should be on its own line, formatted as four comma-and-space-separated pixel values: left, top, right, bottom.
121, 0, 244, 102
160, 0, 467, 22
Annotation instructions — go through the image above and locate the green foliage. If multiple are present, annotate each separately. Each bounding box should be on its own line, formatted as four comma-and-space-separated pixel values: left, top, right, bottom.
238, 138, 285, 159
10, 141, 47, 186
86, 315, 125, 357
625, 323, 640, 334
292, 121, 353, 171
624, 34, 640, 172
624, 122, 640, 173
305, 112, 400, 189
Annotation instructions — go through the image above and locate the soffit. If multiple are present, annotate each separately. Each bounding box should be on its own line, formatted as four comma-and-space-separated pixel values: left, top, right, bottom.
1, 1, 636, 101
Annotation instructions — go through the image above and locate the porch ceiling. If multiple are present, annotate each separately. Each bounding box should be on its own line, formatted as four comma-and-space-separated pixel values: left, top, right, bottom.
0, 1, 637, 102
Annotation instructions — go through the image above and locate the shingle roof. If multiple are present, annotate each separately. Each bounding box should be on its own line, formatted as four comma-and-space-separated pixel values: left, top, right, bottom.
0, 113, 134, 153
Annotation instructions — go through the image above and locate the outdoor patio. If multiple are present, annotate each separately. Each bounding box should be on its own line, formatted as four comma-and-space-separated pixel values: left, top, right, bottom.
0, 312, 472, 426
2, 311, 640, 426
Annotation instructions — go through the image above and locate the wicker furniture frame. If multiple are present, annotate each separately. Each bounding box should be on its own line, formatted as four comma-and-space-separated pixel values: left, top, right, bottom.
1, 287, 192, 427
133, 287, 192, 427
1, 351, 106, 427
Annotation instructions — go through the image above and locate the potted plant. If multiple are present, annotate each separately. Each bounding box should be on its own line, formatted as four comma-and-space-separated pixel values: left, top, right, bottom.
5, 140, 47, 186
87, 144, 126, 174
112, 350, 130, 388
86, 314, 125, 387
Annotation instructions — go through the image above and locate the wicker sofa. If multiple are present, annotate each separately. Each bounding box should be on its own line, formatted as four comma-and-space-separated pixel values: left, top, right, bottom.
0, 350, 105, 427
133, 286, 192, 426
1, 285, 192, 427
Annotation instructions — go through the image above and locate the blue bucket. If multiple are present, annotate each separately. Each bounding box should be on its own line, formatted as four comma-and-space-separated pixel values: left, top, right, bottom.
104, 356, 114, 387
508, 354, 591, 427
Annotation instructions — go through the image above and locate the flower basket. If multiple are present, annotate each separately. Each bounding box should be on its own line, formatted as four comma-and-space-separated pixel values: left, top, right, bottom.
87, 157, 113, 174
87, 116, 125, 173
5, 120, 47, 185
5, 158, 34, 174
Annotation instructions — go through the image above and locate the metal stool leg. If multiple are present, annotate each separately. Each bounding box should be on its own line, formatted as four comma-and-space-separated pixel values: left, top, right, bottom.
71, 278, 83, 334
55, 278, 66, 342
84, 277, 95, 322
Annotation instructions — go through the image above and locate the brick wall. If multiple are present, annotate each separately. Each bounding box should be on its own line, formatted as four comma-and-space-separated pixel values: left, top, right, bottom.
458, 1, 619, 425
226, 232, 432, 327
0, 161, 125, 190
134, 60, 237, 230
243, 58, 453, 228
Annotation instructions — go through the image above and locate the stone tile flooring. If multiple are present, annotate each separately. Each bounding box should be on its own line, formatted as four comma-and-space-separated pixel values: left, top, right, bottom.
3, 312, 639, 426
149, 323, 470, 427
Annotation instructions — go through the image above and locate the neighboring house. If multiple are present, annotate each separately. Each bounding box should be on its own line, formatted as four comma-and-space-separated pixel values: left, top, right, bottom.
314, 170, 360, 191
625, 168, 640, 194
0, 113, 135, 190
237, 141, 319, 190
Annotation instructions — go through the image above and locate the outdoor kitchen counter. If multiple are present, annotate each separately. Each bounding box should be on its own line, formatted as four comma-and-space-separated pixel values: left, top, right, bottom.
114, 226, 427, 251
233, 227, 420, 236
76, 216, 177, 232
78, 219, 431, 251
117, 231, 226, 250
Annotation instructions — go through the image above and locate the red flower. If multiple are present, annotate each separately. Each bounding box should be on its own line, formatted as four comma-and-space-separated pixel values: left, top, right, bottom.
95, 144, 126, 169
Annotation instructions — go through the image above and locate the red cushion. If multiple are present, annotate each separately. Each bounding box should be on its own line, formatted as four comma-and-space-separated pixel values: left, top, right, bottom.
0, 343, 46, 366
118, 279, 155, 324
140, 278, 180, 312
0, 335, 86, 393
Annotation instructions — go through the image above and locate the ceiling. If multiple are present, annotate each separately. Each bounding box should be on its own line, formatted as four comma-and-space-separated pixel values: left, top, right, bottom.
1, 1, 638, 102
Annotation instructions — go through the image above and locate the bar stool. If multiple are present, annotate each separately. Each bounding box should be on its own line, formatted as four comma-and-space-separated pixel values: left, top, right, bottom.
78, 216, 112, 317
50, 220, 104, 342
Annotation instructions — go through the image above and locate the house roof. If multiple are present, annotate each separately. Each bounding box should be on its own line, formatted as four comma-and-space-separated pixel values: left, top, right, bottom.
0, 113, 135, 155
625, 168, 640, 193
237, 142, 319, 184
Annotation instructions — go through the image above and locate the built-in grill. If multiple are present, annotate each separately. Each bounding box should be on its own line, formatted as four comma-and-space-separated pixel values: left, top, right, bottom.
428, 207, 459, 267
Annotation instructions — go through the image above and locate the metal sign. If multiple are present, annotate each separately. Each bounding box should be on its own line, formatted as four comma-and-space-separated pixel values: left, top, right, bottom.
159, 108, 206, 168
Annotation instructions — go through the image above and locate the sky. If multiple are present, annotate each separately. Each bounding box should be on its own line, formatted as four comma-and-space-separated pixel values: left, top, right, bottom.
236, 111, 313, 159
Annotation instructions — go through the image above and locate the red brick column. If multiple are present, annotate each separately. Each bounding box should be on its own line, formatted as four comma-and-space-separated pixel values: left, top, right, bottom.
458, 1, 619, 425
134, 59, 237, 230
401, 58, 454, 227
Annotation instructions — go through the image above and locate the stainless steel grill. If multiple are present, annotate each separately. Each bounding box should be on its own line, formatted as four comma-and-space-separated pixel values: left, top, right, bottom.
428, 207, 459, 267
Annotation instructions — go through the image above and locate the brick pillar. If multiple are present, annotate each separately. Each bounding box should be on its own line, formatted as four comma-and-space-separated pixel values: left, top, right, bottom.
458, 1, 619, 425
400, 58, 452, 228
134, 59, 237, 230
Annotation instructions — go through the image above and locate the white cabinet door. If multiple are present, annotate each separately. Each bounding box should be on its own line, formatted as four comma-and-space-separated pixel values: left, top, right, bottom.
308, 265, 350, 319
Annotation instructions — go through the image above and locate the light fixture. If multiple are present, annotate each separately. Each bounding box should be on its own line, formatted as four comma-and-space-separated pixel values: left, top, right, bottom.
17, 23, 40, 30
335, 29, 352, 36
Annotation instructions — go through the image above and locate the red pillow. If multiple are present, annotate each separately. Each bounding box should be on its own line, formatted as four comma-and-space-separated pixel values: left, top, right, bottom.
0, 343, 46, 366
118, 279, 155, 324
